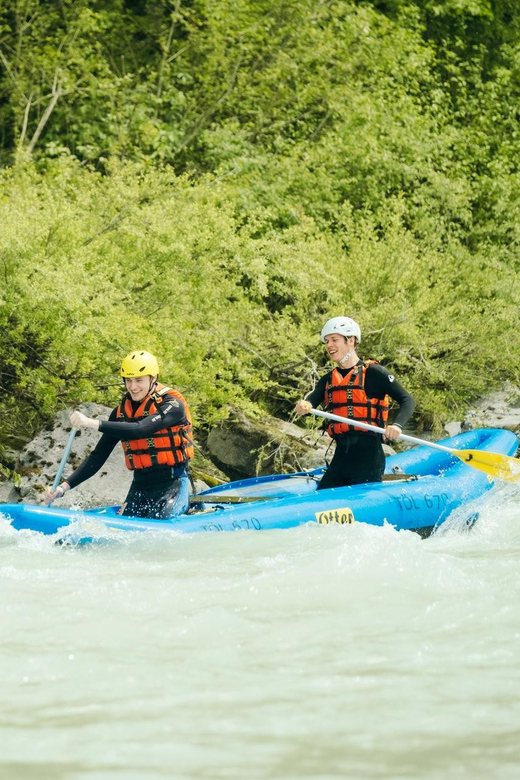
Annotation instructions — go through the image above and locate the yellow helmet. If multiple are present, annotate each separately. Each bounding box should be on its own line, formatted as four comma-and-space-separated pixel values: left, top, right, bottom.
120, 351, 159, 378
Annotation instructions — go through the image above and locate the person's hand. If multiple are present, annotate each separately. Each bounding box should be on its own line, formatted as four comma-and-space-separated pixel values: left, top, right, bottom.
295, 400, 313, 416
43, 482, 70, 506
384, 424, 402, 442
70, 411, 100, 430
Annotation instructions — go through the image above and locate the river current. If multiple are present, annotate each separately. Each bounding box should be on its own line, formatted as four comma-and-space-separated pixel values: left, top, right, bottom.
1, 484, 520, 780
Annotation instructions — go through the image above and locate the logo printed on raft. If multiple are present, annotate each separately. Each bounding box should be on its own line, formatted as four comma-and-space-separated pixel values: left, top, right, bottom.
315, 507, 355, 525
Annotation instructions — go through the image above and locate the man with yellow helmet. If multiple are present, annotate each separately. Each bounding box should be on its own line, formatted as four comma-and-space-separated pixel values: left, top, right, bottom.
295, 317, 415, 489
45, 351, 194, 519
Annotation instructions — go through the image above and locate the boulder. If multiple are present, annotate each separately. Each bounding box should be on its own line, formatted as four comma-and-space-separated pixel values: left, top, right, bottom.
443, 421, 462, 438
8, 404, 132, 508
463, 382, 520, 432
206, 407, 332, 479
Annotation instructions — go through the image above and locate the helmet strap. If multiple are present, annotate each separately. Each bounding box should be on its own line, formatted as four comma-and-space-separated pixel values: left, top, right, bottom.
338, 336, 357, 366
339, 351, 354, 366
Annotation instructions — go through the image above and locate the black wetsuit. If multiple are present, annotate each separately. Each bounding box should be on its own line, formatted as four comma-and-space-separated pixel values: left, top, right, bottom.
67, 394, 191, 518
305, 362, 415, 489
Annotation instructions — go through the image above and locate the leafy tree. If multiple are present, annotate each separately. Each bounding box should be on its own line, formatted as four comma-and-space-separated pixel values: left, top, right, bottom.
2, 0, 520, 469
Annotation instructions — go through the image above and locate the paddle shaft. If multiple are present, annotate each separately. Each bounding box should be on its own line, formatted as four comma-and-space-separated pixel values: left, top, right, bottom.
52, 428, 77, 491
189, 494, 275, 505
310, 409, 454, 454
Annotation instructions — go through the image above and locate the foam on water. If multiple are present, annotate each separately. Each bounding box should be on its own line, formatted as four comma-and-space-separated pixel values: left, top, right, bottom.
1, 488, 520, 779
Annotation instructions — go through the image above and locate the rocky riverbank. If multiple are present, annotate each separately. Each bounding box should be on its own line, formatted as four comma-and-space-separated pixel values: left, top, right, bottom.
1, 384, 520, 509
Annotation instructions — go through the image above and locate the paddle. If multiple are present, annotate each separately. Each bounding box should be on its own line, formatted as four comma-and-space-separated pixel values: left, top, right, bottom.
310, 409, 520, 483
51, 428, 77, 493
189, 494, 276, 506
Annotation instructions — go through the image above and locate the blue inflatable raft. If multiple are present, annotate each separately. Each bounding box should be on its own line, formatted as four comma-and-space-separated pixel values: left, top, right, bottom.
0, 428, 517, 543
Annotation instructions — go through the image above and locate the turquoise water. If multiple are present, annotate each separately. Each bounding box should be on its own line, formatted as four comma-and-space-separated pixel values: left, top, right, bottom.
1, 485, 520, 780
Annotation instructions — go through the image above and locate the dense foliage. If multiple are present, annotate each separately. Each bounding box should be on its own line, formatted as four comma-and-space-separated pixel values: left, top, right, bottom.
1, 0, 520, 462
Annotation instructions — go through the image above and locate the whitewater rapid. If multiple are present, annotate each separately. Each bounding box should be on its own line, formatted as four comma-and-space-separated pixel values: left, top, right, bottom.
1, 484, 520, 779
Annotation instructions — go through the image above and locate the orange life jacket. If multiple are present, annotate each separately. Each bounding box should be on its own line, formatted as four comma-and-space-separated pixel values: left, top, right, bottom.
116, 384, 194, 470
324, 361, 389, 436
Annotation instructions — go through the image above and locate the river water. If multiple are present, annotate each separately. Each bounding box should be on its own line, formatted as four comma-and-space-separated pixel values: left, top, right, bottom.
1, 484, 520, 780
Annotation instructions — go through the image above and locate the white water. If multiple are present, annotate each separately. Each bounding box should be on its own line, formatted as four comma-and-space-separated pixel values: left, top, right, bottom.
1, 486, 520, 780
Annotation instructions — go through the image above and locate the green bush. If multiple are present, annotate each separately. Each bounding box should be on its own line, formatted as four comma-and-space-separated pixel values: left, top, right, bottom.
1, 0, 520, 465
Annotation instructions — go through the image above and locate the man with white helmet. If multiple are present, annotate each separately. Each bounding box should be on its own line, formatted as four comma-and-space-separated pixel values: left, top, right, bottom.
295, 317, 415, 489
44, 350, 194, 519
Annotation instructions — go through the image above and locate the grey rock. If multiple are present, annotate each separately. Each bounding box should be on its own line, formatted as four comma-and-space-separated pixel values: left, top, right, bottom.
11, 404, 132, 509
0, 481, 18, 504
463, 382, 520, 432
443, 421, 462, 437
382, 443, 396, 456
206, 406, 331, 479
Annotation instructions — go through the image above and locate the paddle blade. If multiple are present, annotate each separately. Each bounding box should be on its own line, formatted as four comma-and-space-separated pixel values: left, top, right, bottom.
453, 449, 520, 482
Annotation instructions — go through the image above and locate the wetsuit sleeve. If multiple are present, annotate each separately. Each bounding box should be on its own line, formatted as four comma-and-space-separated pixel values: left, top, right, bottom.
304, 374, 330, 408
98, 396, 187, 440
66, 408, 120, 489
364, 364, 415, 429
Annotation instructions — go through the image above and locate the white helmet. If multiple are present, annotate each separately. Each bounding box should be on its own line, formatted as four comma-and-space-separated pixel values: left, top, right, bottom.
321, 316, 361, 343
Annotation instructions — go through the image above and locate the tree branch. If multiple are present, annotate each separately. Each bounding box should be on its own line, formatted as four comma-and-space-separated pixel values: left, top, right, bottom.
18, 90, 33, 148
176, 54, 243, 152
25, 73, 62, 155
156, 1, 181, 100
